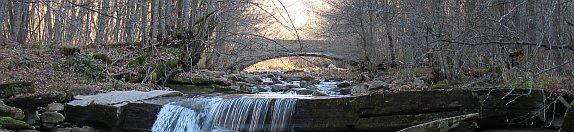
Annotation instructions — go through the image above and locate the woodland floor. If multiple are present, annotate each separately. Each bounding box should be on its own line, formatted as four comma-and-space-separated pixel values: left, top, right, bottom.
1, 45, 573, 96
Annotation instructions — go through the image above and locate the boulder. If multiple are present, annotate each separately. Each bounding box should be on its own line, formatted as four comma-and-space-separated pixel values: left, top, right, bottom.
286, 84, 301, 89
561, 101, 574, 132
282, 75, 302, 82
414, 78, 428, 89
0, 116, 33, 130
271, 77, 282, 84
292, 89, 551, 131
239, 85, 251, 92
225, 74, 241, 81
367, 81, 390, 90
235, 82, 255, 87
0, 82, 35, 98
351, 81, 390, 95
47, 103, 65, 112
70, 126, 97, 132
301, 76, 315, 82
332, 88, 352, 95
24, 110, 39, 124
5, 92, 73, 109
0, 102, 25, 120
256, 87, 269, 92
336, 82, 352, 87
242, 76, 262, 84
398, 113, 478, 132
293, 89, 313, 95
40, 111, 65, 124
312, 91, 329, 96
299, 81, 314, 88
53, 128, 72, 132
271, 85, 288, 92
350, 85, 368, 95
122, 97, 185, 131
65, 90, 182, 131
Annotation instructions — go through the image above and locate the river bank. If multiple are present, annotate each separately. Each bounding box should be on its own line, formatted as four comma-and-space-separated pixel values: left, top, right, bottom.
1, 46, 573, 131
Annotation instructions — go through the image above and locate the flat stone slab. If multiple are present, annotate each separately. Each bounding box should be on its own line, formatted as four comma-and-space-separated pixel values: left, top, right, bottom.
67, 90, 182, 107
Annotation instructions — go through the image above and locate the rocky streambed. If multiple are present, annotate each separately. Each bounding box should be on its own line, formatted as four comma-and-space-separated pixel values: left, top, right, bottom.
1, 71, 573, 132
24, 89, 569, 132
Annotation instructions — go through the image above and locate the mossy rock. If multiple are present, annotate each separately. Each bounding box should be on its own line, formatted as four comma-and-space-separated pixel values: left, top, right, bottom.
127, 53, 151, 68
145, 59, 180, 82
432, 80, 449, 89
93, 53, 112, 63
52, 45, 80, 56
0, 116, 33, 130
0, 103, 25, 120
0, 82, 35, 98
155, 59, 179, 75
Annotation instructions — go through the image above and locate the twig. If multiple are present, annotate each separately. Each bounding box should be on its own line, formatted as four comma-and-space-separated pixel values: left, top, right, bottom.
431, 39, 574, 51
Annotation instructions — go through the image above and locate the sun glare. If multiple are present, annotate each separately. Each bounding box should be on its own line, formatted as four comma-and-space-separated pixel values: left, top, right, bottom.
256, 0, 327, 39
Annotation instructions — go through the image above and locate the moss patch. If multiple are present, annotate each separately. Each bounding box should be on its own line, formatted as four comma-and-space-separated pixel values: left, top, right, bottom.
0, 82, 35, 98
504, 76, 561, 89
432, 79, 449, 89
151, 59, 180, 81
397, 68, 433, 81
51, 45, 80, 56
127, 53, 151, 68
58, 55, 104, 81
0, 116, 33, 130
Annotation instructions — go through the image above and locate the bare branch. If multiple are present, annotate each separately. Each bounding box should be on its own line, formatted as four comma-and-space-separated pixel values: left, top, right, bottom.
431, 40, 574, 51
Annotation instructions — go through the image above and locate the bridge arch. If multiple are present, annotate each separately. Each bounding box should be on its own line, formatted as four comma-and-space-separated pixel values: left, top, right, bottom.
235, 52, 359, 71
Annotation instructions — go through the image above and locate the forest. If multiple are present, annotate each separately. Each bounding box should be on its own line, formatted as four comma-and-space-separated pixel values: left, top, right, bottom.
0, 0, 574, 131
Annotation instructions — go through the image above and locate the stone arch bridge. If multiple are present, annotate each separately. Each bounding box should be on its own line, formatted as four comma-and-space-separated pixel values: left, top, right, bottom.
228, 39, 365, 70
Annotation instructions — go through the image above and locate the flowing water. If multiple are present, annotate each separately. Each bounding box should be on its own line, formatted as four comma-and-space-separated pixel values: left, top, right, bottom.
152, 97, 298, 132
154, 71, 351, 131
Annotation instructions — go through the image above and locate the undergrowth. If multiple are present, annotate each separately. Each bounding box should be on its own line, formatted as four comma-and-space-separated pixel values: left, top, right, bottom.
58, 55, 104, 81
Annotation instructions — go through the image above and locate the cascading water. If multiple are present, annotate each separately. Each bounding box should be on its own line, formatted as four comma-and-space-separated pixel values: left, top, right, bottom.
152, 97, 297, 132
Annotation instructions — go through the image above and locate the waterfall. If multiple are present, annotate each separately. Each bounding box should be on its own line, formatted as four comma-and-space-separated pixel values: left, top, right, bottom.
152, 97, 298, 132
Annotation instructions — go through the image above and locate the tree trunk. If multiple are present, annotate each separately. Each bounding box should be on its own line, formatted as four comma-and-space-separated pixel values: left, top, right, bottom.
95, 0, 110, 44
0, 0, 6, 39
151, 0, 160, 43
386, 23, 396, 67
